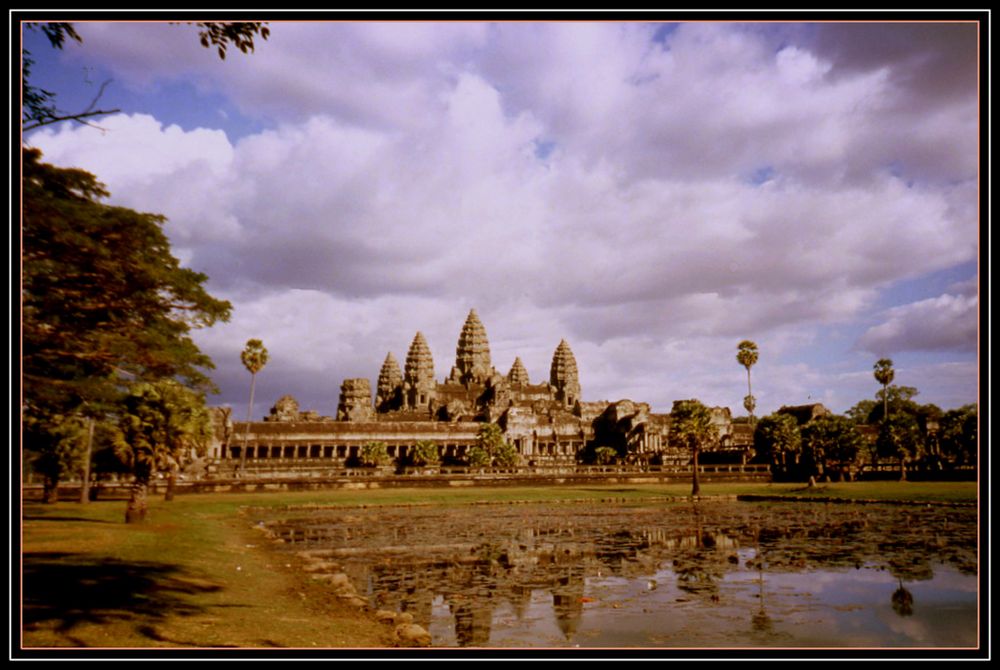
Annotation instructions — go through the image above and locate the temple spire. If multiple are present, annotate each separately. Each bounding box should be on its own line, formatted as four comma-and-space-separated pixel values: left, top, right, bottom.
508, 357, 530, 385
404, 332, 436, 409
550, 339, 581, 407
453, 308, 493, 385
376, 351, 403, 412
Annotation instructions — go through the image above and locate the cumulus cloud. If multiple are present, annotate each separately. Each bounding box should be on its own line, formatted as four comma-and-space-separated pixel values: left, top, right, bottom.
26, 21, 980, 417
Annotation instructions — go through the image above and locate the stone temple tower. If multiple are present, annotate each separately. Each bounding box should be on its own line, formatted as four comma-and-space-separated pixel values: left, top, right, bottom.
376, 351, 403, 412
450, 308, 493, 386
403, 331, 436, 410
550, 339, 581, 408
508, 357, 530, 385
337, 378, 375, 422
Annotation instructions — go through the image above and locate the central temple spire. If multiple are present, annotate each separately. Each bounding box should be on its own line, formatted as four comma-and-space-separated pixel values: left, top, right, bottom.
452, 308, 493, 386
550, 339, 581, 407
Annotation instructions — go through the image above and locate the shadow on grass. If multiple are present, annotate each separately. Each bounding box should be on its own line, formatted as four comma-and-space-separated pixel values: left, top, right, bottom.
22, 552, 226, 647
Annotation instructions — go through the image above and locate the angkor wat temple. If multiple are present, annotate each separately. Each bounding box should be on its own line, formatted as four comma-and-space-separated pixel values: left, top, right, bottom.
212, 309, 751, 466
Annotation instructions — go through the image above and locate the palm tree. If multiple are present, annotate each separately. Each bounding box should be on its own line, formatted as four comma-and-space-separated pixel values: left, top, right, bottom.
873, 358, 895, 424
239, 339, 269, 473
737, 340, 759, 428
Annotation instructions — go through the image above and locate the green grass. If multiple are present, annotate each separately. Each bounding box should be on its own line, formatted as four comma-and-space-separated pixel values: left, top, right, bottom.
19, 480, 978, 650
192, 480, 978, 509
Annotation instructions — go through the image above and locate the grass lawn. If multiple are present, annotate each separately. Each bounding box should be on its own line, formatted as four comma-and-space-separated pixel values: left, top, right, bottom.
18, 479, 978, 650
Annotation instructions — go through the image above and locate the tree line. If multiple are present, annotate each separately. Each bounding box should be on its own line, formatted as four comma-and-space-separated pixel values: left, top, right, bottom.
745, 357, 977, 483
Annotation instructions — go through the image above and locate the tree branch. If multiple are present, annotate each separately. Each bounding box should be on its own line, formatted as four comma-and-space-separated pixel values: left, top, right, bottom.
24, 108, 121, 132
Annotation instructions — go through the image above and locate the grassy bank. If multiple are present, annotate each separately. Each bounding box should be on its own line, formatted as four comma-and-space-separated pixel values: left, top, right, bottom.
21, 495, 394, 650
19, 480, 978, 650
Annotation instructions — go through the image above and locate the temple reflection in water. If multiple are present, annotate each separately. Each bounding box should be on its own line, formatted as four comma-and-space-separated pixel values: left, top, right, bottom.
258, 501, 977, 647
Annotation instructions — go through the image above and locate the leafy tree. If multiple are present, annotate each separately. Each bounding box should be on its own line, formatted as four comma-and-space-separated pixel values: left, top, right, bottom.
846, 399, 878, 425
22, 149, 231, 497
938, 404, 978, 467
736, 340, 759, 427
670, 399, 717, 496
868, 385, 920, 424
873, 358, 895, 425
238, 339, 269, 471
409, 440, 440, 467
876, 412, 921, 481
23, 412, 90, 503
467, 446, 492, 468
22, 21, 269, 131
752, 413, 801, 477
801, 415, 864, 481
594, 446, 618, 465
113, 381, 213, 522
469, 423, 518, 468
360, 441, 390, 467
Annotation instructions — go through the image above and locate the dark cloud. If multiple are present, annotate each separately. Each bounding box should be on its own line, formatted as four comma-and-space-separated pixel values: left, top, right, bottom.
808, 23, 979, 103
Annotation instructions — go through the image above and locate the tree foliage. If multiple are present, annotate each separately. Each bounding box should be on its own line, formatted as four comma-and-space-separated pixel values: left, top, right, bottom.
409, 440, 440, 467
876, 412, 921, 481
736, 340, 759, 424
752, 412, 801, 472
23, 411, 90, 503
22, 149, 231, 497
114, 380, 213, 521
873, 358, 895, 423
240, 338, 269, 376
469, 423, 518, 467
800, 414, 864, 479
594, 446, 618, 465
938, 404, 978, 466
670, 399, 717, 496
237, 338, 268, 470
192, 22, 270, 60
23, 149, 231, 410
360, 441, 390, 467
846, 399, 878, 425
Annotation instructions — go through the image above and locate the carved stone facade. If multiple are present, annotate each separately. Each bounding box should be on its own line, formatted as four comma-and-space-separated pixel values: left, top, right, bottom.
218, 309, 751, 466
337, 378, 376, 422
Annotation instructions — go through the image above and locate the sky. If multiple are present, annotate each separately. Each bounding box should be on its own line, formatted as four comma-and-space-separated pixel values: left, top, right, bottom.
21, 16, 984, 421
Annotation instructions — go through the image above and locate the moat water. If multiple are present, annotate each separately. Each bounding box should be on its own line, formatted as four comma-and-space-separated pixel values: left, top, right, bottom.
254, 499, 979, 648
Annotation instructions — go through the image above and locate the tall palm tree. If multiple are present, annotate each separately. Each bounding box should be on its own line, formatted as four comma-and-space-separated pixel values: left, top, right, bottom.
239, 339, 269, 473
737, 340, 759, 428
873, 358, 895, 424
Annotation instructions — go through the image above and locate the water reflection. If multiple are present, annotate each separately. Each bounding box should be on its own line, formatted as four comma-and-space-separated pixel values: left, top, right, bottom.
257, 501, 977, 648
891, 579, 914, 617
750, 531, 773, 635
